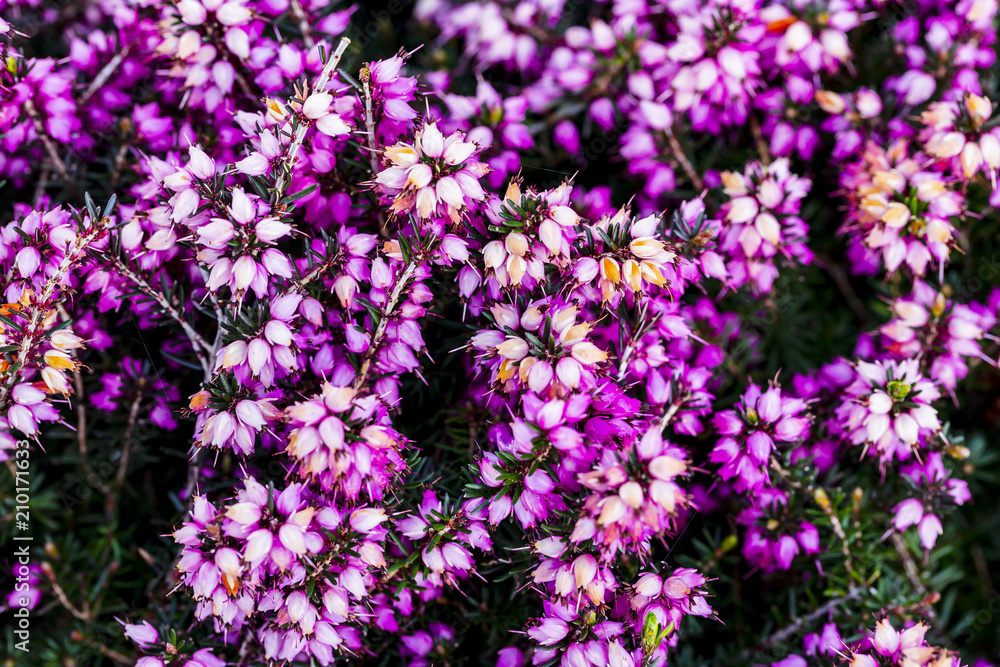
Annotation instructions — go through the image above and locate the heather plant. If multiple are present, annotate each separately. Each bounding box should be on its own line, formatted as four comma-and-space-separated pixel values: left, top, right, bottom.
2, 1, 1000, 666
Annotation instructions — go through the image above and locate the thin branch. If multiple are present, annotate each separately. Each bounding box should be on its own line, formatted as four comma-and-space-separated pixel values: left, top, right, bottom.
272, 37, 351, 202
112, 384, 145, 500
292, 251, 342, 292
748, 587, 864, 655
287, 0, 315, 49
749, 113, 772, 166
33, 165, 50, 205
75, 636, 133, 665
891, 533, 938, 622
80, 45, 131, 105
107, 256, 213, 380
616, 308, 660, 382
360, 72, 384, 176
73, 369, 111, 495
360, 70, 390, 238
24, 99, 69, 179
820, 258, 869, 325
109, 141, 131, 189
40, 562, 92, 622
666, 128, 703, 192
352, 257, 421, 391
658, 394, 689, 432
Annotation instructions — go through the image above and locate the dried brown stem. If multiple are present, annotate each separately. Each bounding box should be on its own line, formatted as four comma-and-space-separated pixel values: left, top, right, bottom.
110, 142, 131, 189
666, 128, 703, 192
749, 113, 771, 166
108, 383, 146, 519
107, 255, 213, 380
80, 45, 131, 105
891, 533, 938, 621
76, 636, 132, 665
24, 99, 69, 179
41, 562, 92, 622
73, 370, 111, 497
352, 257, 420, 391
821, 258, 869, 325
288, 0, 314, 49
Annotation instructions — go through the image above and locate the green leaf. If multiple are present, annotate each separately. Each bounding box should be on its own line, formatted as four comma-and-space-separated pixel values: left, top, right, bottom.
279, 183, 319, 205
0, 314, 23, 331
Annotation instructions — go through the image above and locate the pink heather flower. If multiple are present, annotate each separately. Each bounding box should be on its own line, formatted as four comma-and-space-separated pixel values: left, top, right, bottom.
479, 181, 582, 288
740, 491, 820, 571
873, 618, 901, 655
880, 280, 996, 391
888, 453, 969, 550
122, 620, 159, 647
527, 617, 569, 646
837, 359, 942, 465
471, 299, 609, 395
710, 383, 810, 493
840, 139, 964, 277
375, 120, 489, 223
662, 1, 765, 132
575, 427, 688, 559
285, 382, 406, 501
719, 158, 812, 293
921, 93, 1000, 183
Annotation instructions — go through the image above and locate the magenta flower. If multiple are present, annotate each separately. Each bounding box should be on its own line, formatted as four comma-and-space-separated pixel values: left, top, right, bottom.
718, 158, 812, 293
837, 359, 942, 465
710, 382, 810, 493
375, 120, 489, 223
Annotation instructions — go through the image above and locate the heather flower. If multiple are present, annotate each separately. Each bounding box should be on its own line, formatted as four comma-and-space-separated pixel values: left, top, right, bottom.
718, 158, 812, 293
844, 618, 957, 667
840, 140, 964, 277
121, 620, 160, 647
365, 55, 420, 144
755, 81, 822, 161
880, 281, 997, 390
471, 299, 609, 395
585, 208, 676, 303
194, 392, 280, 456
889, 453, 970, 550
375, 120, 490, 223
760, 2, 859, 76
574, 427, 689, 559
837, 359, 942, 465
740, 490, 821, 571
285, 382, 407, 500
480, 180, 580, 288
921, 92, 1000, 183
710, 382, 811, 493
155, 0, 258, 112
394, 491, 492, 589
662, 0, 766, 132
628, 567, 715, 651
